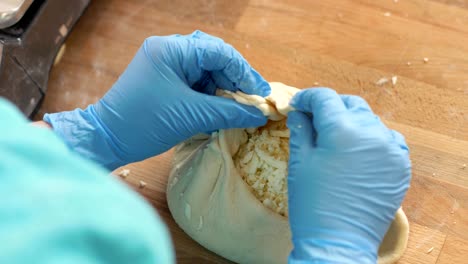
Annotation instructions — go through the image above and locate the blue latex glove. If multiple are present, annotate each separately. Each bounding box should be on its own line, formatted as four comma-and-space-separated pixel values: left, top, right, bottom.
286, 88, 411, 263
44, 30, 270, 170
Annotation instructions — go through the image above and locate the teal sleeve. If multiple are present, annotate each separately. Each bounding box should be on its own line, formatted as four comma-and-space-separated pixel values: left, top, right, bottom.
0, 99, 175, 264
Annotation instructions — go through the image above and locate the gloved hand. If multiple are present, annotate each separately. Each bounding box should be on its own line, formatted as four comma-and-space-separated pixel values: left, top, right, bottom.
44, 30, 270, 170
286, 88, 411, 263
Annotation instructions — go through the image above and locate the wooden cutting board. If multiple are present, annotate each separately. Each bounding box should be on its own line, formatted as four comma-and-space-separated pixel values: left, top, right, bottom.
37, 0, 468, 263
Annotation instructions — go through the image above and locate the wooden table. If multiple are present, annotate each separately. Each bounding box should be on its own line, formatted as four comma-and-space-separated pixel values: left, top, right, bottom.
37, 0, 468, 263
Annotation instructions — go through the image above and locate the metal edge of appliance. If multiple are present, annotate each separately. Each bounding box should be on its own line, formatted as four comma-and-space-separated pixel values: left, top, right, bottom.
0, 0, 34, 29
0, 0, 91, 118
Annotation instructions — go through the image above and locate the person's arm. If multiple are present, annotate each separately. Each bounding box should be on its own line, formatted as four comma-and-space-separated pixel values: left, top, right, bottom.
43, 30, 270, 170
4, 30, 267, 262
0, 98, 174, 263
286, 89, 411, 263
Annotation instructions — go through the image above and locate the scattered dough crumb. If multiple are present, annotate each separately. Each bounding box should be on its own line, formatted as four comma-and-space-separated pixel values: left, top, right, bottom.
197, 216, 203, 230
384, 12, 392, 17
394, 0, 399, 2
407, 61, 411, 66
169, 176, 179, 189
118, 169, 130, 178
376, 77, 390, 86
423, 58, 429, 63
53, 44, 66, 66
391, 76, 398, 86
432, 172, 436, 176
314, 82, 320, 86
426, 247, 434, 254
462, 164, 466, 169
185, 202, 192, 220
139, 180, 147, 188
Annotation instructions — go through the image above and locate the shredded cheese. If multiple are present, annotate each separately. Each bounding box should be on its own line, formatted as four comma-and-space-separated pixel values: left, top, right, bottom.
234, 121, 290, 216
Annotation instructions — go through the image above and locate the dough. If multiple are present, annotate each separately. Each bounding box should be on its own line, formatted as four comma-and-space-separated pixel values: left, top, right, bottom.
378, 209, 410, 264
216, 82, 300, 120
167, 82, 409, 263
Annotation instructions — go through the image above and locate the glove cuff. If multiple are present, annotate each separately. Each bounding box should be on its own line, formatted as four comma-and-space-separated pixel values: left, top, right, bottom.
43, 105, 126, 170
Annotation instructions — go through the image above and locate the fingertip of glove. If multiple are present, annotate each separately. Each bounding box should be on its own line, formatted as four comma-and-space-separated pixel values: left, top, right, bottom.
207, 96, 267, 128
287, 111, 316, 151
190, 30, 206, 39
237, 68, 271, 97
229, 110, 267, 129
286, 111, 300, 126
249, 84, 270, 98
257, 81, 271, 97
189, 30, 224, 43
286, 111, 310, 130
289, 89, 310, 110
243, 105, 269, 126
251, 69, 271, 97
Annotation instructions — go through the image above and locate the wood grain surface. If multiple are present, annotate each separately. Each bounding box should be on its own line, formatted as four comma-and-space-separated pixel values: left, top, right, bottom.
36, 0, 468, 263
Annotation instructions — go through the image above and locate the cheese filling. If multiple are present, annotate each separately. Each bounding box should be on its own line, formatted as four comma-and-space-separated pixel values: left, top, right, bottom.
234, 121, 290, 216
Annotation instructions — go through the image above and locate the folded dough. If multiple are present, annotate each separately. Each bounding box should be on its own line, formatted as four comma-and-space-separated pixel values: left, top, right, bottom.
167, 82, 409, 264
216, 82, 300, 120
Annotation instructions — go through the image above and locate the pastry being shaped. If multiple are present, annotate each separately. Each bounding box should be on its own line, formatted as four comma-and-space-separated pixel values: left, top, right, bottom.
167, 82, 409, 263
216, 82, 299, 121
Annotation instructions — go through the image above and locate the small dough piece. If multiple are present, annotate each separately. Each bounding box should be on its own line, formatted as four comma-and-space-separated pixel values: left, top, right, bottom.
53, 44, 66, 66
217, 82, 300, 121
266, 82, 300, 116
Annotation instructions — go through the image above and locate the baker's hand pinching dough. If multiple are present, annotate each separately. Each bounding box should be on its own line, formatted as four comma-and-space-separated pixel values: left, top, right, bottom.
43, 30, 270, 170
287, 88, 411, 263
